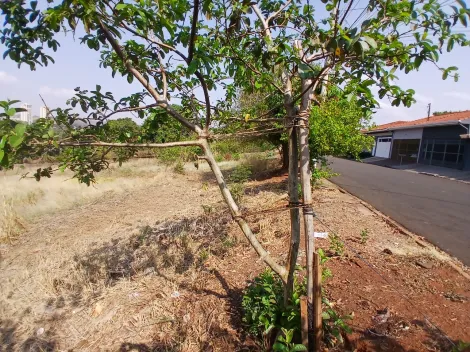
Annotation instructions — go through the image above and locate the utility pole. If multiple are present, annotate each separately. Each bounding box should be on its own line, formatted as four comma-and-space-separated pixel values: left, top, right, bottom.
427, 103, 431, 118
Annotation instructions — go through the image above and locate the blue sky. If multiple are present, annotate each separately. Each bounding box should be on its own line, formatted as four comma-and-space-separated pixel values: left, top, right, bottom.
1, 5, 469, 125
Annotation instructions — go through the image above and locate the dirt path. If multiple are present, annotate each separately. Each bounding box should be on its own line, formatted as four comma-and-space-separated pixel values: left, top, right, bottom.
1, 162, 469, 351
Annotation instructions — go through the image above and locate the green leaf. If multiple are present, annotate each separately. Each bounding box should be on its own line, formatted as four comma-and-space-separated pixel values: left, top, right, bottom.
292, 345, 307, 351
255, 81, 262, 89
442, 69, 449, 80
272, 343, 288, 352
447, 37, 455, 52
363, 36, 377, 49
6, 108, 16, 117
8, 135, 24, 148
0, 149, 4, 163
15, 123, 27, 136
116, 3, 127, 10
187, 60, 199, 75
127, 74, 134, 84
0, 136, 7, 149
414, 56, 423, 68
460, 14, 468, 27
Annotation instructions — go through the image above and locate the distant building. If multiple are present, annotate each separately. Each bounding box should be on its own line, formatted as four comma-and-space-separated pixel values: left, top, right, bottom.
366, 111, 470, 170
19, 103, 32, 124
40, 106, 49, 119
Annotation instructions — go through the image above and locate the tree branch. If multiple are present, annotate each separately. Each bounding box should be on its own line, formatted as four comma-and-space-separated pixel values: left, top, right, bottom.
58, 140, 203, 148
188, 0, 200, 63
251, 4, 272, 37
98, 20, 202, 134
267, 0, 293, 25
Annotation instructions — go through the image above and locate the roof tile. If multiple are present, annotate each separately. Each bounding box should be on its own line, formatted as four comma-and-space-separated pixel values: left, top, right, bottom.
372, 110, 470, 131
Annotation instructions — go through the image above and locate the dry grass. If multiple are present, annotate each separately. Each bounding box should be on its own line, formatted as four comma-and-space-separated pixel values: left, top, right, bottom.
0, 195, 25, 243
0, 159, 170, 228
2, 156, 469, 351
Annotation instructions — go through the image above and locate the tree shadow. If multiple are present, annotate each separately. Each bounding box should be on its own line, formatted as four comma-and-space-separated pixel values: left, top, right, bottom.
0, 319, 57, 352
353, 317, 466, 352
118, 268, 259, 351
4, 210, 263, 350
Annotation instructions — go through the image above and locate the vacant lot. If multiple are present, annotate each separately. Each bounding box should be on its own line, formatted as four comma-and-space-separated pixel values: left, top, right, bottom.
1, 158, 469, 351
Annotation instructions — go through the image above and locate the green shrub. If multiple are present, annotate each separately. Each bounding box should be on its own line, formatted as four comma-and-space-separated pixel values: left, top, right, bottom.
360, 229, 369, 244
173, 161, 185, 174
329, 233, 344, 256
242, 269, 305, 349
322, 297, 353, 347
312, 166, 338, 185
229, 164, 252, 183
229, 183, 245, 204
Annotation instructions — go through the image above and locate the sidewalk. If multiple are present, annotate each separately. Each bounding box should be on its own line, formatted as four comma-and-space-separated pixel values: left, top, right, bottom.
361, 157, 470, 183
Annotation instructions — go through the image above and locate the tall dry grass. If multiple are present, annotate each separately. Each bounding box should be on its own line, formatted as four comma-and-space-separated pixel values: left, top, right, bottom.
0, 159, 170, 241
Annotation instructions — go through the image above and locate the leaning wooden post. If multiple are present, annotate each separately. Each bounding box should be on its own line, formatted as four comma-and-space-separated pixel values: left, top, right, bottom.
300, 296, 309, 348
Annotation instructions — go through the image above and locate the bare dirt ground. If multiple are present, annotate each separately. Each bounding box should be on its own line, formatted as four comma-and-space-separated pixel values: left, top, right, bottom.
1, 158, 469, 351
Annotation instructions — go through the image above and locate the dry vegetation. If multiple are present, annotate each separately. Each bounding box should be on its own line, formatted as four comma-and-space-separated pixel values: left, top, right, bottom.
1, 156, 469, 351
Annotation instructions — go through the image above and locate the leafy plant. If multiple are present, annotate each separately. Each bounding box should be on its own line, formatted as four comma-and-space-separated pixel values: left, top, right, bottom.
360, 229, 369, 244
173, 160, 185, 174
222, 235, 237, 249
273, 328, 307, 352
330, 233, 345, 256
198, 248, 210, 263
319, 249, 333, 281
322, 297, 353, 347
312, 165, 339, 185
242, 270, 305, 349
451, 341, 470, 352
228, 164, 252, 183
229, 183, 245, 204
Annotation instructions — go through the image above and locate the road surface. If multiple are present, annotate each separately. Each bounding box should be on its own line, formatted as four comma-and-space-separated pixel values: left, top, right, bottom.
328, 157, 470, 266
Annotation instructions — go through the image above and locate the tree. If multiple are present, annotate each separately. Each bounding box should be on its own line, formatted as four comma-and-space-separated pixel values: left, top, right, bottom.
1, 0, 468, 348
309, 90, 374, 161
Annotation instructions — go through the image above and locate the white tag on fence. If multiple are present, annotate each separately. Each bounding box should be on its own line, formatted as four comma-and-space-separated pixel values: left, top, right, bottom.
313, 232, 328, 239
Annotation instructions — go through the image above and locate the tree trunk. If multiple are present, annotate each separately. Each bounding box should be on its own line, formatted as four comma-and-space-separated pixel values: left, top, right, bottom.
283, 73, 301, 304
284, 125, 300, 303
281, 141, 289, 169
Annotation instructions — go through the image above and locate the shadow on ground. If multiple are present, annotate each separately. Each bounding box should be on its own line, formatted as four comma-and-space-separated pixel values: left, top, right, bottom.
1, 209, 261, 350
350, 318, 466, 352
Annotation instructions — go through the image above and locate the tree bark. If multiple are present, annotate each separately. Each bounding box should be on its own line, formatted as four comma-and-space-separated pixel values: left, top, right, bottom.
281, 141, 289, 169
283, 74, 301, 304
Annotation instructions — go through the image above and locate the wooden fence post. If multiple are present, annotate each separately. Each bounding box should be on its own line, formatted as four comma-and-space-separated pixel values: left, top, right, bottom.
300, 296, 309, 349
313, 252, 322, 351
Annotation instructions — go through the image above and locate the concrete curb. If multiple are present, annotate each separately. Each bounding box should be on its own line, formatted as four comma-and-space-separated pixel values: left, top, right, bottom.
325, 179, 470, 281
357, 158, 470, 185
410, 170, 470, 185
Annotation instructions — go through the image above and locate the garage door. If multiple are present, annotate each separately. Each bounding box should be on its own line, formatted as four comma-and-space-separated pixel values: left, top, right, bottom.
375, 137, 392, 158
391, 139, 420, 163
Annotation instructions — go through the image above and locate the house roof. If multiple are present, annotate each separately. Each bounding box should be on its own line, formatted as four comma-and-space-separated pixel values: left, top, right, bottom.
368, 110, 470, 133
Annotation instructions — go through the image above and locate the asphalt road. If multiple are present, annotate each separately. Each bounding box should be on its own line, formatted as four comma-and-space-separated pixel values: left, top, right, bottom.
328, 157, 470, 266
